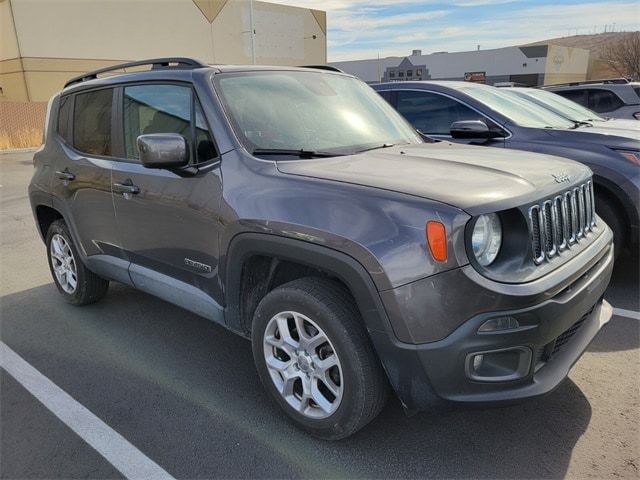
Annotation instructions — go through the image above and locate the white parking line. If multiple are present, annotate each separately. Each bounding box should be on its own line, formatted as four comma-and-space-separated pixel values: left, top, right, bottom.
0, 341, 175, 480
612, 308, 640, 321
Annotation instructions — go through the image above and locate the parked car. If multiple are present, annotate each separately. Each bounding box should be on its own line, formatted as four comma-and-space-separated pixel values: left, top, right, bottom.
30, 59, 614, 439
373, 81, 639, 257
506, 87, 640, 132
543, 79, 640, 120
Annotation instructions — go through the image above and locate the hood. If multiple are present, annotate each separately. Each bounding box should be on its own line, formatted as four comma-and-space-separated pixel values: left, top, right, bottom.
591, 118, 640, 132
545, 126, 640, 150
276, 143, 591, 214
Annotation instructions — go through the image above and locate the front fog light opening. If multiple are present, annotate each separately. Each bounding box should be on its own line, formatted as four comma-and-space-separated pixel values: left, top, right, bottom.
466, 346, 532, 382
478, 316, 520, 333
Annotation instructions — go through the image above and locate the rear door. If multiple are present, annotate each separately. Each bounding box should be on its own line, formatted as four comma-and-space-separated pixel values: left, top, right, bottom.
110, 82, 225, 321
50, 88, 127, 280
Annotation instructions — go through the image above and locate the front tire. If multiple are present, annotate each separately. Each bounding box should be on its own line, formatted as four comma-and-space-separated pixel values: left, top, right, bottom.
251, 277, 388, 440
46, 219, 109, 305
596, 197, 624, 259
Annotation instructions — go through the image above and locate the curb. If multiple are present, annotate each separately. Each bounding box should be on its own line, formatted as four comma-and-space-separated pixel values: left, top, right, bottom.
0, 147, 39, 155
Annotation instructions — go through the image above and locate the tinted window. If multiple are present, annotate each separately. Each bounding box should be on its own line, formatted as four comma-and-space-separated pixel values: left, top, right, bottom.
633, 86, 640, 99
124, 84, 192, 160
73, 89, 113, 156
194, 100, 216, 164
555, 89, 587, 107
396, 90, 483, 135
586, 89, 624, 113
57, 95, 72, 144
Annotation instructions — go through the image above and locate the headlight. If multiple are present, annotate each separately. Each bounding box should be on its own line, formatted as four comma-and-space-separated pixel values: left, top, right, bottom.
614, 149, 640, 166
472, 213, 502, 266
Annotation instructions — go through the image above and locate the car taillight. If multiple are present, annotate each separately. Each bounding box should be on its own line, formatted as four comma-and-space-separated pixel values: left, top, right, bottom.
633, 112, 640, 120
426, 221, 448, 262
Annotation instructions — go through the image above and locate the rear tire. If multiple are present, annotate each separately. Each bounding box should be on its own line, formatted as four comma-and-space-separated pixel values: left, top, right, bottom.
46, 219, 109, 305
251, 277, 388, 440
596, 197, 624, 259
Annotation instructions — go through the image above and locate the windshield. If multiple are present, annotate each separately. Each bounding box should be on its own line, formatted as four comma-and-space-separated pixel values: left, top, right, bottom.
215, 71, 421, 155
457, 85, 576, 129
514, 88, 604, 123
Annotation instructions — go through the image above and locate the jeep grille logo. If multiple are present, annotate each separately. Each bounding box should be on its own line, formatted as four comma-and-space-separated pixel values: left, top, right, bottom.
552, 173, 570, 183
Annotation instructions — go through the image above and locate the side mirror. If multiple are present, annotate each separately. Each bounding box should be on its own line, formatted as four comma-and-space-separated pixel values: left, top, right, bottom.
137, 133, 189, 169
450, 120, 498, 140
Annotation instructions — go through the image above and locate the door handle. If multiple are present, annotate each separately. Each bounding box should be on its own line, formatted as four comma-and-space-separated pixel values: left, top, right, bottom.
56, 169, 75, 181
113, 181, 140, 195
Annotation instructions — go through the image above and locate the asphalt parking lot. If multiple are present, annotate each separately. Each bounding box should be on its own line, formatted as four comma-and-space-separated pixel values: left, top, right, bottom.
1, 150, 638, 479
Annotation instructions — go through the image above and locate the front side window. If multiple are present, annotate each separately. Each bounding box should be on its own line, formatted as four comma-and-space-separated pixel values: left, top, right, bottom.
215, 71, 420, 154
396, 90, 484, 135
586, 89, 624, 113
123, 84, 192, 160
73, 89, 113, 156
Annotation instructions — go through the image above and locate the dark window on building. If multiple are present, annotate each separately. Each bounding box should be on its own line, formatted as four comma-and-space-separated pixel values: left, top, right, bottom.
398, 71, 404, 78
417, 69, 422, 77
389, 72, 395, 78
406, 70, 413, 78
396, 90, 484, 135
585, 89, 625, 113
73, 89, 113, 156
554, 89, 587, 107
57, 95, 72, 144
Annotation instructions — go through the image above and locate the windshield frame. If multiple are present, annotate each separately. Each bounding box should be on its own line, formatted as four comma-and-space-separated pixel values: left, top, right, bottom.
212, 70, 423, 158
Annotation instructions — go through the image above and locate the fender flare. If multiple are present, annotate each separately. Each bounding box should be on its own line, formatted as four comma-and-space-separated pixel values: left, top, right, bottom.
223, 232, 440, 409
223, 232, 395, 338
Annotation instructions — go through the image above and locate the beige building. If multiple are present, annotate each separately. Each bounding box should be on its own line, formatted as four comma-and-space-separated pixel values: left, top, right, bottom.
1, 0, 327, 102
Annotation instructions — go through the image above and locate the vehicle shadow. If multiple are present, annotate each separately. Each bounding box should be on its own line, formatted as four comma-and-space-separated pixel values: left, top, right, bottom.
1, 283, 593, 479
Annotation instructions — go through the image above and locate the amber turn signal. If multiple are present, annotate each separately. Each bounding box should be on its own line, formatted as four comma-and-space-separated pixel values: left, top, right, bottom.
426, 221, 448, 262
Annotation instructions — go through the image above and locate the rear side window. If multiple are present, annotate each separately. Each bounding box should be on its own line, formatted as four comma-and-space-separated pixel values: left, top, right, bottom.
73, 89, 113, 156
555, 89, 587, 107
586, 89, 624, 113
396, 90, 483, 135
633, 87, 640, 99
57, 96, 72, 144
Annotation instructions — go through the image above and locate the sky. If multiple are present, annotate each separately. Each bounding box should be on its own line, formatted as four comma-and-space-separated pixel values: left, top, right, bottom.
271, 0, 640, 62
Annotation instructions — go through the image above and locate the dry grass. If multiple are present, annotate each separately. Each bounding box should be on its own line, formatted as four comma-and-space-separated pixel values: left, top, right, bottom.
0, 128, 43, 150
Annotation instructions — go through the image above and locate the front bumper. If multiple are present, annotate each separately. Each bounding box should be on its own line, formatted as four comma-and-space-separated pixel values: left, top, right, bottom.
372, 232, 614, 410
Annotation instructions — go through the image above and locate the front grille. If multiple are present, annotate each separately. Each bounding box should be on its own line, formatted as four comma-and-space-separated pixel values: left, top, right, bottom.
528, 180, 596, 264
534, 314, 588, 370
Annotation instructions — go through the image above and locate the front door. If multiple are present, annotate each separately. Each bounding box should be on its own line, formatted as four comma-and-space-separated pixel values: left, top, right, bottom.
110, 83, 224, 321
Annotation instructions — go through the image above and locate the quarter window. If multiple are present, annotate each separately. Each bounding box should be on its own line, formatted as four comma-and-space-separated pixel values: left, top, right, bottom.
73, 89, 113, 156
396, 90, 484, 135
57, 95, 72, 144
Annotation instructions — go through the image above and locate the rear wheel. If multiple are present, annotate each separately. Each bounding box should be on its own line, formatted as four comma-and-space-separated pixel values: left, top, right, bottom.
251, 277, 388, 440
46, 219, 109, 305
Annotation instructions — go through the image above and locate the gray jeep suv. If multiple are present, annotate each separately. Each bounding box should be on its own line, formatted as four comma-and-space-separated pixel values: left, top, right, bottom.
29, 58, 614, 439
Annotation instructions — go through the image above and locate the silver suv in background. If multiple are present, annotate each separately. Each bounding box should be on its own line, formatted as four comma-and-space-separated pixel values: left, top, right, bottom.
544, 79, 640, 120
506, 87, 639, 132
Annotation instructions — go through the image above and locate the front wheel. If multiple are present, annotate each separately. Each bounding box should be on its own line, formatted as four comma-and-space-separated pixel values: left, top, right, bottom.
596, 197, 624, 259
251, 277, 388, 440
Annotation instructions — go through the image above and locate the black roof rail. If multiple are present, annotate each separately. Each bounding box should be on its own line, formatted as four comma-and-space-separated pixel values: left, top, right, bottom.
64, 57, 208, 88
299, 65, 345, 73
544, 77, 630, 88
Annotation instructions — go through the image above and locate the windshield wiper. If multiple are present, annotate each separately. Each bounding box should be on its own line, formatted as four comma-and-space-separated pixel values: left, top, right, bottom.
353, 143, 399, 154
252, 148, 344, 158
